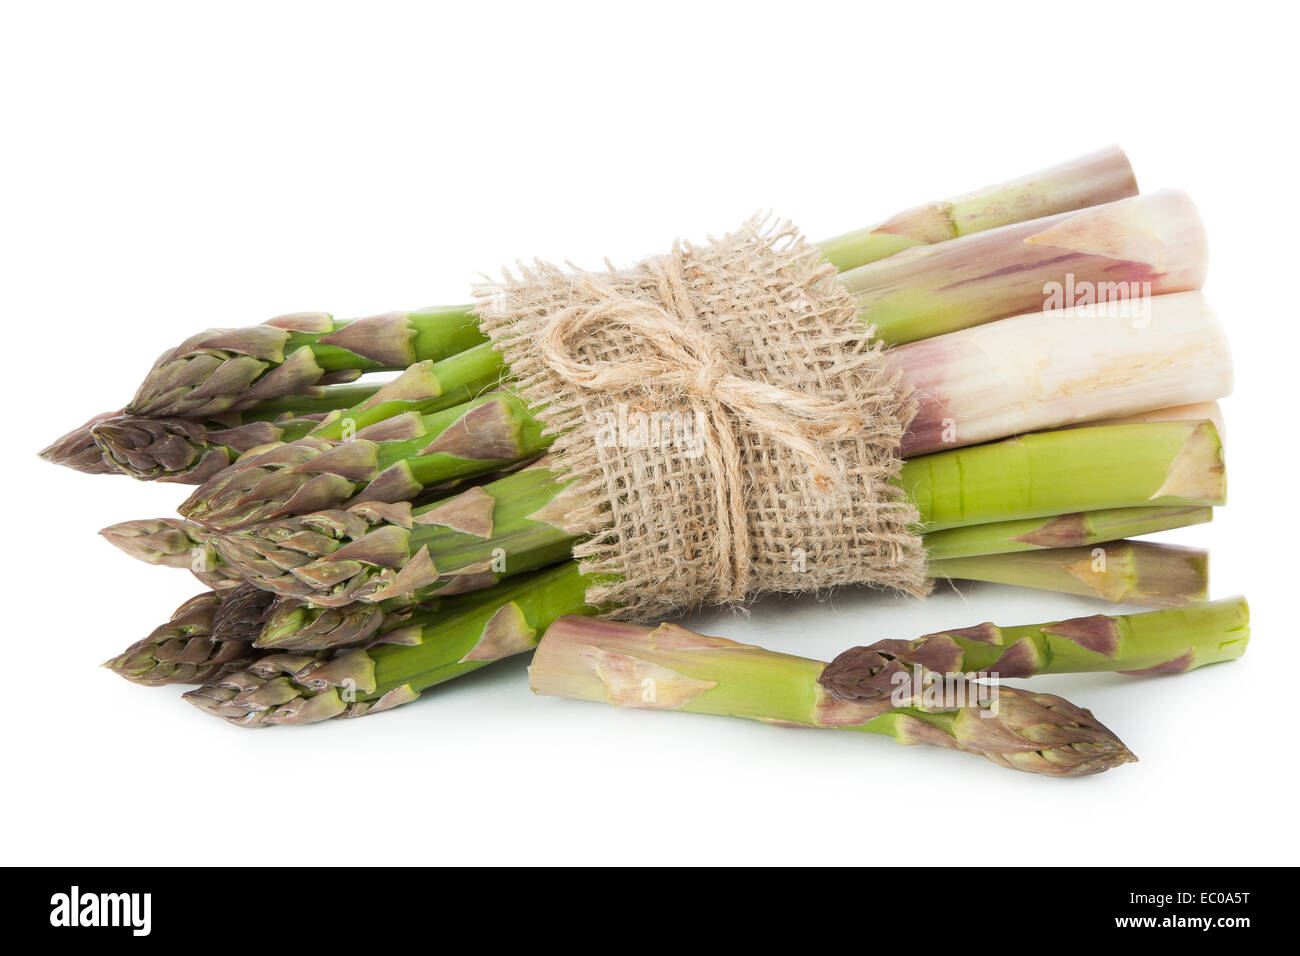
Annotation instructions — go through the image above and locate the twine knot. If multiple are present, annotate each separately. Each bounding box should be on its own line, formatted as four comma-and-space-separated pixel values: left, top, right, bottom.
537, 250, 866, 604
541, 255, 864, 491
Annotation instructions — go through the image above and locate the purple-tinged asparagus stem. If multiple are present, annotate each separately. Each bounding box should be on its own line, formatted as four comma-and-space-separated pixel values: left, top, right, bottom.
893, 291, 1232, 456
818, 146, 1138, 270
99, 517, 244, 591
531, 616, 1136, 777
104, 592, 255, 686
930, 540, 1209, 607
845, 190, 1208, 345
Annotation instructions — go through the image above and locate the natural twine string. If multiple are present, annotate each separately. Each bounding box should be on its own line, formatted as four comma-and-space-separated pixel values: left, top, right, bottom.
540, 251, 866, 601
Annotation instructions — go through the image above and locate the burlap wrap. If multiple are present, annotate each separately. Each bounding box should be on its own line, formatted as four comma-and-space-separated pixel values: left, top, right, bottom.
476, 217, 929, 620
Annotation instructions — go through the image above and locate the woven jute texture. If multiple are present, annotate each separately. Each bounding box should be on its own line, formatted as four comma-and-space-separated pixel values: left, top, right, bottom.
476, 217, 928, 620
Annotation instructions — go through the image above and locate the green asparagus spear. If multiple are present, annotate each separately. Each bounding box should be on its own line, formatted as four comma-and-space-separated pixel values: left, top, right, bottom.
92, 413, 319, 485
98, 517, 243, 592
901, 420, 1225, 532
922, 506, 1212, 561
211, 459, 579, 606
87, 383, 380, 483
305, 343, 510, 440
179, 392, 549, 531
38, 409, 123, 475
251, 596, 392, 650
818, 597, 1249, 700
127, 306, 490, 418
930, 540, 1208, 607
104, 592, 254, 686
529, 616, 1136, 777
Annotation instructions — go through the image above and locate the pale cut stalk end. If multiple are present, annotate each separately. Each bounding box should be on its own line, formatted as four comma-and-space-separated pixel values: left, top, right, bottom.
895, 291, 1232, 457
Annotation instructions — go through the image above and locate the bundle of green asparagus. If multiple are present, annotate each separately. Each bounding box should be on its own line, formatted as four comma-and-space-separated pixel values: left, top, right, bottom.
44, 147, 1245, 775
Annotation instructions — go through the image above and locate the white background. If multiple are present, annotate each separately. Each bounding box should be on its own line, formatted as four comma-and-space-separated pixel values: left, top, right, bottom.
2, 2, 1295, 866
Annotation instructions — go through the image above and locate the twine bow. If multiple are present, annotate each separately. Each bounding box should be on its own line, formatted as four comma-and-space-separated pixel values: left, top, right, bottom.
540, 252, 865, 602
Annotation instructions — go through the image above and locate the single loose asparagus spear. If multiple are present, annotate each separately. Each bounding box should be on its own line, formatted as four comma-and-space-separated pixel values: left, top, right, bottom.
183, 562, 600, 727
893, 290, 1232, 456
845, 190, 1207, 345
929, 541, 1208, 607
530, 616, 1136, 776
179, 392, 549, 531
211, 460, 579, 606
127, 305, 490, 418
99, 517, 244, 591
922, 506, 1212, 561
818, 597, 1249, 700
818, 145, 1137, 269
104, 592, 255, 686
